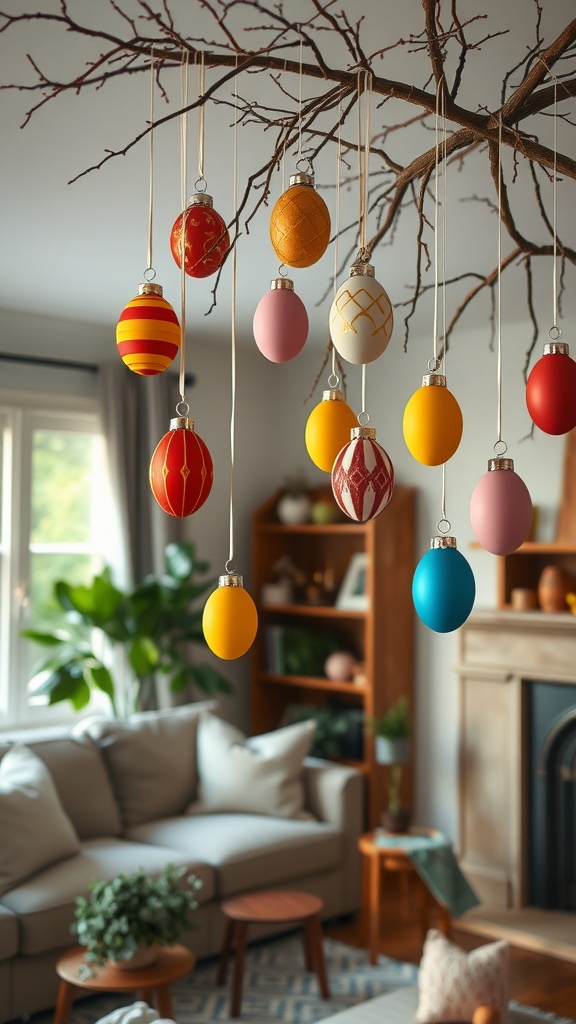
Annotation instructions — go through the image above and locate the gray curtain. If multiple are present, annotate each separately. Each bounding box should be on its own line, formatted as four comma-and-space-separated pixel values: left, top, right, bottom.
97, 360, 184, 588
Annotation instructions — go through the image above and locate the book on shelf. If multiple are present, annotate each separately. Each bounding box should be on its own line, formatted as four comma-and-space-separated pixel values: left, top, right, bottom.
263, 624, 342, 676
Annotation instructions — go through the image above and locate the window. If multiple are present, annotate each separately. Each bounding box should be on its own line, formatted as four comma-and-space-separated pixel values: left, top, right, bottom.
0, 392, 112, 726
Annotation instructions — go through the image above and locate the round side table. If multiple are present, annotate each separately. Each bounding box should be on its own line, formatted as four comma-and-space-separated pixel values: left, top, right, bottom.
217, 888, 330, 1017
358, 829, 452, 964
54, 944, 195, 1024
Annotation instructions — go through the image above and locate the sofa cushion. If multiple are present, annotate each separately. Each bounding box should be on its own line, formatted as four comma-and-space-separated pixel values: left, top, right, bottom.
0, 904, 19, 961
0, 727, 121, 839
190, 714, 315, 819
0, 744, 81, 897
127, 811, 342, 896
415, 928, 510, 1023
0, 836, 214, 956
83, 701, 217, 829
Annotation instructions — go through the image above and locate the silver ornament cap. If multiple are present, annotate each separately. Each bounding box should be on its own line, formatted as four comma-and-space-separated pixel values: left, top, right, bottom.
289, 172, 314, 188
218, 573, 244, 588
488, 457, 514, 471
421, 373, 446, 388
169, 416, 195, 432
270, 278, 294, 291
543, 342, 569, 356
138, 282, 163, 297
322, 389, 345, 402
351, 425, 376, 441
187, 192, 214, 208
431, 535, 457, 550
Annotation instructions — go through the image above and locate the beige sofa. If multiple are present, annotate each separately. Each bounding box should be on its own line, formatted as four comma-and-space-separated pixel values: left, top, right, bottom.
0, 702, 363, 1024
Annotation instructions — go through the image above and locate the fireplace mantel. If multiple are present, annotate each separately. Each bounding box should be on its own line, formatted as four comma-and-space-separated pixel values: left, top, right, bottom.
456, 610, 576, 911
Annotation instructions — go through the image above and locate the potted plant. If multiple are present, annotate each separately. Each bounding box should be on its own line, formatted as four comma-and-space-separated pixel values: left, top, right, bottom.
276, 472, 312, 525
72, 864, 202, 978
368, 697, 411, 833
23, 541, 232, 718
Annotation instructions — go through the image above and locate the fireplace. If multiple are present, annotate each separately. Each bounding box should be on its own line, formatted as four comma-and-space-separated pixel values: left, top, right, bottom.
528, 681, 576, 911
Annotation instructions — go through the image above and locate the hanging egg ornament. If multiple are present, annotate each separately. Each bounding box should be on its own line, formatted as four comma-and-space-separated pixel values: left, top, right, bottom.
203, 574, 258, 660
332, 425, 395, 522
269, 171, 331, 269
253, 278, 309, 363
305, 389, 358, 472
149, 416, 213, 517
170, 193, 230, 279
116, 283, 180, 375
329, 256, 393, 365
526, 341, 576, 435
412, 536, 476, 633
403, 373, 463, 465
470, 457, 533, 556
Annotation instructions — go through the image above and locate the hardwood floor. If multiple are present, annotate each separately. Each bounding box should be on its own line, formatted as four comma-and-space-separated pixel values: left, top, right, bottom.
324, 872, 576, 1019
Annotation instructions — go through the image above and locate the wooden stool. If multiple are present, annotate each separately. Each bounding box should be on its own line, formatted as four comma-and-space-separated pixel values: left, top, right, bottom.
217, 888, 330, 1017
358, 830, 452, 964
54, 944, 195, 1024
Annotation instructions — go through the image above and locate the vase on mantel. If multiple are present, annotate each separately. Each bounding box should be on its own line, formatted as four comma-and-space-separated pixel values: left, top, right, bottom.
537, 564, 572, 613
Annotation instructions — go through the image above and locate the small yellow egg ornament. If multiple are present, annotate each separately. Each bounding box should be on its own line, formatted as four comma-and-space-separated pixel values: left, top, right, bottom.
403, 373, 463, 466
203, 574, 258, 660
305, 389, 358, 472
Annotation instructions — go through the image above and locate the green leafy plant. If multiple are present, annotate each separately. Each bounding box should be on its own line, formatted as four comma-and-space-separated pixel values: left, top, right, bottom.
285, 703, 349, 759
368, 696, 411, 740
23, 541, 232, 717
72, 864, 201, 978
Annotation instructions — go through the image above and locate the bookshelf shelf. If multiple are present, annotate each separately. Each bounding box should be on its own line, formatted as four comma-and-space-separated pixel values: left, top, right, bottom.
250, 485, 416, 829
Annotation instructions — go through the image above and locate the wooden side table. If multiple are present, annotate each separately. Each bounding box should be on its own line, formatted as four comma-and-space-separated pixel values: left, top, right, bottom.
54, 944, 195, 1024
217, 888, 330, 1017
358, 829, 452, 964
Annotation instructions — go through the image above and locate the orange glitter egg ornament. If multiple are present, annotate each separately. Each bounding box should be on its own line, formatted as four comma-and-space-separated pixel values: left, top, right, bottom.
269, 171, 331, 269
116, 283, 180, 375
170, 193, 230, 279
149, 416, 213, 517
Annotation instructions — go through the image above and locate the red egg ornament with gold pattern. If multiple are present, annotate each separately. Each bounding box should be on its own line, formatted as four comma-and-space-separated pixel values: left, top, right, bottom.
116, 283, 180, 375
149, 416, 213, 517
332, 425, 395, 522
170, 193, 229, 279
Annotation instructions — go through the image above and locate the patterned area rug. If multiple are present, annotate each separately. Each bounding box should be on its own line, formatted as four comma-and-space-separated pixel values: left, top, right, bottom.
31, 934, 575, 1024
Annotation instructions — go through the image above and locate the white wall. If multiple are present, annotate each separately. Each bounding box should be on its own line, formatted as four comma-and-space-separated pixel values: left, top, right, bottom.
0, 303, 570, 845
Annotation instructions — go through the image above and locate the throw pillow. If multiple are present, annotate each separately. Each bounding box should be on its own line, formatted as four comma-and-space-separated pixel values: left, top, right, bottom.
0, 744, 80, 896
189, 713, 316, 818
416, 929, 510, 1023
83, 701, 218, 829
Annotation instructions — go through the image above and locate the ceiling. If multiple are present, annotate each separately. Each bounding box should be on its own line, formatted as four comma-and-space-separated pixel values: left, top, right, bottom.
0, 0, 574, 359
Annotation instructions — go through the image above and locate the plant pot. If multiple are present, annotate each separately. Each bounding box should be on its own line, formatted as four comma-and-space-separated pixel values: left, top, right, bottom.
277, 492, 312, 525
381, 808, 410, 834
113, 942, 161, 970
375, 736, 410, 765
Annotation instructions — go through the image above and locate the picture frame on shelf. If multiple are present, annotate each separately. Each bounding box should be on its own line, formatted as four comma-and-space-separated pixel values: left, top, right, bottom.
336, 553, 369, 610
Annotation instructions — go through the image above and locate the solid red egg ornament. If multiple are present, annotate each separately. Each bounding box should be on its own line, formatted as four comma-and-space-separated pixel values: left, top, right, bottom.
332, 426, 395, 522
149, 416, 213, 517
526, 341, 576, 435
170, 193, 230, 279
116, 283, 180, 375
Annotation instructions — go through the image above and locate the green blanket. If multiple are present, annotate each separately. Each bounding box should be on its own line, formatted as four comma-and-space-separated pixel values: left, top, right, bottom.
373, 829, 480, 917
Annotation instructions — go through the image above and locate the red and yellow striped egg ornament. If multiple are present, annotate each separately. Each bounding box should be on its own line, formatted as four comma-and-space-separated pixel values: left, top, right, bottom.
149, 416, 213, 518
116, 283, 180, 375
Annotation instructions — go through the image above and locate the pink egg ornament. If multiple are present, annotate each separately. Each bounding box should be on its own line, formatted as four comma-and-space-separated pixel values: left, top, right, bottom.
253, 279, 309, 363
470, 458, 532, 556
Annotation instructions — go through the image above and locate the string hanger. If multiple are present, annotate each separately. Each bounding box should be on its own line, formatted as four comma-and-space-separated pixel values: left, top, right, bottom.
494, 111, 507, 457
357, 68, 372, 256
143, 48, 156, 282
178, 48, 189, 413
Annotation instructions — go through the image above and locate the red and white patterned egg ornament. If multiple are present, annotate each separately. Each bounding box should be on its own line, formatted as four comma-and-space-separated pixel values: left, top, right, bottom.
332, 426, 395, 522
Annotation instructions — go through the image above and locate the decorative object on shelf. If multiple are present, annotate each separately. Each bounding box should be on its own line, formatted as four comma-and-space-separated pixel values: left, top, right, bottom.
332, 425, 395, 522
276, 474, 312, 525
305, 385, 358, 472
329, 251, 393, 365
413, 535, 475, 633
116, 283, 181, 375
116, 56, 179, 377
336, 552, 369, 611
252, 276, 309, 362
403, 371, 463, 466
526, 82, 576, 437
283, 703, 349, 759
72, 864, 201, 979
269, 168, 331, 268
261, 579, 294, 606
149, 414, 213, 517
310, 497, 342, 524
511, 587, 538, 611
264, 624, 341, 676
367, 696, 411, 833
537, 564, 572, 613
470, 457, 533, 555
203, 572, 258, 659
23, 541, 232, 717
324, 650, 357, 682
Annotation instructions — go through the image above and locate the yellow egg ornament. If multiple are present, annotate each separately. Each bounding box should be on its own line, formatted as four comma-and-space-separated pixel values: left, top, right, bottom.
202, 573, 258, 660
305, 389, 358, 472
269, 171, 331, 269
403, 373, 463, 466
